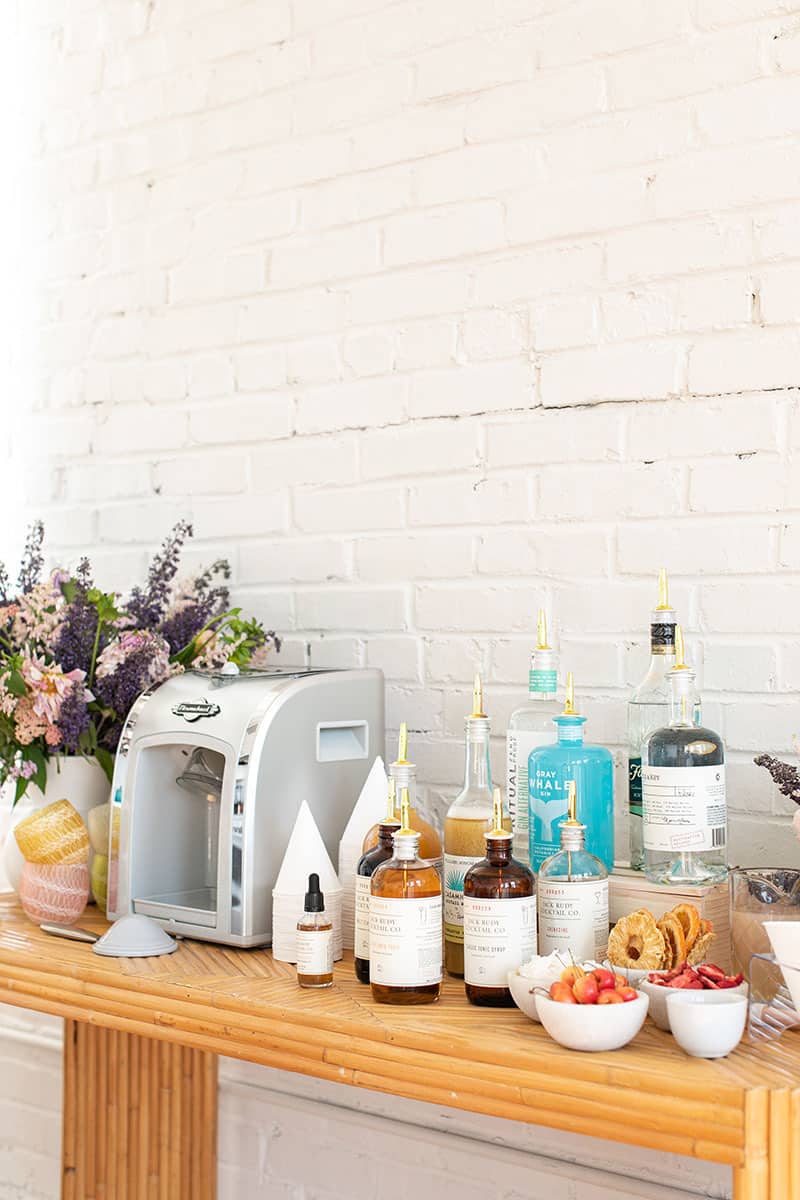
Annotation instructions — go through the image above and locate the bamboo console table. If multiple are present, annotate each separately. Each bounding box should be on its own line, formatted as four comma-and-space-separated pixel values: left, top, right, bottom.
0, 897, 796, 1200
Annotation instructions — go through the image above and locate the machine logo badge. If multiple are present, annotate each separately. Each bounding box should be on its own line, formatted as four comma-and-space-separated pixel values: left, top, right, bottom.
171, 699, 221, 722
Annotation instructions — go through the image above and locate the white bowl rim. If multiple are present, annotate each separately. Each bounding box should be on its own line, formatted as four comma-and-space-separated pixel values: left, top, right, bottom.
665, 990, 748, 1008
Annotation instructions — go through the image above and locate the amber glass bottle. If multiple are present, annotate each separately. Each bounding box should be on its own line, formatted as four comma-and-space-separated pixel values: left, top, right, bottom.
463, 788, 536, 1007
362, 724, 442, 864
354, 779, 399, 985
370, 789, 442, 1006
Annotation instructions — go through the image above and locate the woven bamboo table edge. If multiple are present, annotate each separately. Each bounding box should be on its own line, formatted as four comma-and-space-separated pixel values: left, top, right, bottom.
0, 898, 796, 1200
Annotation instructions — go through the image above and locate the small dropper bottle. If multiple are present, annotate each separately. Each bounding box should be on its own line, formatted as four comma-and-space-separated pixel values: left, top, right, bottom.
370, 788, 442, 1005
537, 781, 609, 962
362, 724, 442, 865
463, 787, 536, 1008
353, 779, 400, 985
296, 873, 333, 989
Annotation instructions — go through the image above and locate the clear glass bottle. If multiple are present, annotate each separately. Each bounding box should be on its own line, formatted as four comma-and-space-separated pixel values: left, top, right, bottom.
370, 789, 442, 1006
627, 568, 677, 870
296, 873, 334, 988
528, 673, 614, 873
354, 779, 399, 985
463, 787, 536, 1007
444, 676, 509, 978
537, 781, 609, 962
506, 609, 561, 867
642, 627, 726, 885
362, 724, 442, 866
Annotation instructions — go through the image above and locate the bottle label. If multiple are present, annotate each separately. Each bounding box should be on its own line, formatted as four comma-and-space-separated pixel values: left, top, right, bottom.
463, 896, 537, 987
538, 879, 609, 961
529, 669, 557, 694
628, 755, 642, 818
651, 622, 676, 653
529, 772, 570, 871
354, 875, 371, 959
444, 853, 483, 942
642, 764, 727, 852
369, 895, 442, 987
507, 730, 554, 865
296, 927, 333, 977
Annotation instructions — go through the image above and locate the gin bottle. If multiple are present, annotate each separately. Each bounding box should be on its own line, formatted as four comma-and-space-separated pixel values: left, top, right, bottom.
627, 568, 677, 870
528, 673, 614, 873
537, 781, 609, 962
370, 789, 442, 1006
463, 787, 536, 1007
642, 628, 726, 885
506, 609, 560, 867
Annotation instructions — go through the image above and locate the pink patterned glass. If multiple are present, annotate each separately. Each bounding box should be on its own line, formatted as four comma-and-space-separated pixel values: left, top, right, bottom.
19, 862, 90, 925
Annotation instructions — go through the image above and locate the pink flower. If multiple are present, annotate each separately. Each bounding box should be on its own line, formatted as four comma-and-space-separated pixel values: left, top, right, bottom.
20, 653, 93, 726
13, 697, 48, 746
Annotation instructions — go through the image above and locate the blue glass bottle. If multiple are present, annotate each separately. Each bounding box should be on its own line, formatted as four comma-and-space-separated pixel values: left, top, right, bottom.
528, 672, 614, 872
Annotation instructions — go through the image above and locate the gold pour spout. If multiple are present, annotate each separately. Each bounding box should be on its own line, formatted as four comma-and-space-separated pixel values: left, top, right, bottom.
564, 780, 581, 826
471, 672, 486, 719
385, 777, 398, 823
562, 671, 576, 716
673, 625, 690, 670
487, 786, 509, 838
655, 566, 671, 611
397, 787, 415, 836
395, 722, 410, 765
536, 608, 551, 651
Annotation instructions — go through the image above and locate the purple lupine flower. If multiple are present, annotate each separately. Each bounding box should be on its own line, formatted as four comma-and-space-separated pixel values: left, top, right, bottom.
126, 520, 193, 629
53, 563, 101, 675
17, 521, 45, 594
160, 602, 213, 656
94, 631, 173, 717
54, 679, 91, 752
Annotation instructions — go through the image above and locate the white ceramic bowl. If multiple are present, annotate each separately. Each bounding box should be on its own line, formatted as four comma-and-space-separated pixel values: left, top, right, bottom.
507, 969, 544, 1022
641, 978, 749, 1032
536, 991, 649, 1052
604, 961, 669, 988
666, 991, 748, 1058
764, 921, 800, 1014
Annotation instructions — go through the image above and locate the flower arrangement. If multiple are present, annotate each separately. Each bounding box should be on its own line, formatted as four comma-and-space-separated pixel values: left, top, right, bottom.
0, 521, 279, 802
754, 754, 800, 843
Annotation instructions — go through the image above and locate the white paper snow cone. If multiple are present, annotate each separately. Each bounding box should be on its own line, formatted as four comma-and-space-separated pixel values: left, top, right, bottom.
337, 756, 389, 950
273, 801, 343, 963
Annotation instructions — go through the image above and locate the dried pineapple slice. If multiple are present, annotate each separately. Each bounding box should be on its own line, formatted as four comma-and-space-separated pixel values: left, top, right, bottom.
670, 903, 701, 953
686, 918, 716, 965
657, 912, 687, 970
14, 800, 90, 866
608, 909, 666, 970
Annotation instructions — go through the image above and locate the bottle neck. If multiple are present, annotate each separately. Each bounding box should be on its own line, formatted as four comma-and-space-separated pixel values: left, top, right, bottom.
555, 716, 586, 744
390, 763, 416, 810
529, 648, 558, 699
392, 832, 421, 862
485, 837, 513, 865
378, 822, 400, 850
463, 717, 492, 793
559, 824, 586, 852
669, 679, 697, 727
650, 617, 676, 657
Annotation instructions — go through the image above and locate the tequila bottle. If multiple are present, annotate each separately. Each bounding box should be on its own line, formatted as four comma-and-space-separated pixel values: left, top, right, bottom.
463, 787, 536, 1007
370, 789, 442, 1005
506, 609, 560, 867
362, 724, 442, 865
538, 781, 609, 962
528, 673, 614, 873
642, 628, 726, 885
354, 779, 399, 985
627, 568, 677, 870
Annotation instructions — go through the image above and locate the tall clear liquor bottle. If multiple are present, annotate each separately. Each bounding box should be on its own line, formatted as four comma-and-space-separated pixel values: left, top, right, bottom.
370, 789, 442, 1006
642, 628, 726, 886
463, 787, 536, 1008
627, 568, 677, 870
506, 609, 560, 867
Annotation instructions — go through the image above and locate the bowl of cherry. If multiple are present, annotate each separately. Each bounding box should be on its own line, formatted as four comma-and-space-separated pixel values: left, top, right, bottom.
535, 964, 649, 1053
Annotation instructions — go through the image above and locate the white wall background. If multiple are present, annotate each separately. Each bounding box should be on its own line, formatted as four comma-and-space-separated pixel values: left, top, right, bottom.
4, 0, 800, 1196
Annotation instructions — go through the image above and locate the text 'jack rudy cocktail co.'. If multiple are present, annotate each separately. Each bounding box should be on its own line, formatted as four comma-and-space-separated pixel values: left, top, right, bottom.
369, 789, 442, 1005
537, 780, 609, 962
642, 627, 727, 885
506, 609, 560, 867
463, 786, 536, 1007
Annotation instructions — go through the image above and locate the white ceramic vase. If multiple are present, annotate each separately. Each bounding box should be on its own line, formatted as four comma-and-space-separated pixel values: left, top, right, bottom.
1, 756, 110, 893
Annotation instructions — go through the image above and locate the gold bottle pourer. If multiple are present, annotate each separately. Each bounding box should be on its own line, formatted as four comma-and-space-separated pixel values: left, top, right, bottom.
486, 786, 511, 840
384, 777, 398, 823
397, 787, 415, 836
655, 566, 671, 611
470, 672, 486, 719
395, 722, 410, 766
562, 671, 577, 716
536, 608, 551, 651
673, 625, 690, 671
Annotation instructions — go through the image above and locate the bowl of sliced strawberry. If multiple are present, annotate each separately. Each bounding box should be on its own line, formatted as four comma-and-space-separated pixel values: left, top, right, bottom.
640, 963, 747, 1031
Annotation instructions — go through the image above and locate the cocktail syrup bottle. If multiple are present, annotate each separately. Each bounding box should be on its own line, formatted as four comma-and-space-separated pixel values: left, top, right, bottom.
506, 609, 560, 867
537, 781, 609, 962
463, 787, 536, 1007
627, 568, 677, 870
362, 724, 442, 865
370, 789, 442, 1006
444, 676, 509, 978
643, 627, 726, 885
528, 673, 614, 872
354, 779, 399, 985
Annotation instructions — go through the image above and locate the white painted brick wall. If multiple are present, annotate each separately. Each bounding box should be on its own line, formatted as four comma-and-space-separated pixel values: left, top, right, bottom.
4, 0, 800, 1196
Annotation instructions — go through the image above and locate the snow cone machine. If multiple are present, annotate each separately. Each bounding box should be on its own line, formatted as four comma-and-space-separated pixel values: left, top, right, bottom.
107, 666, 384, 947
